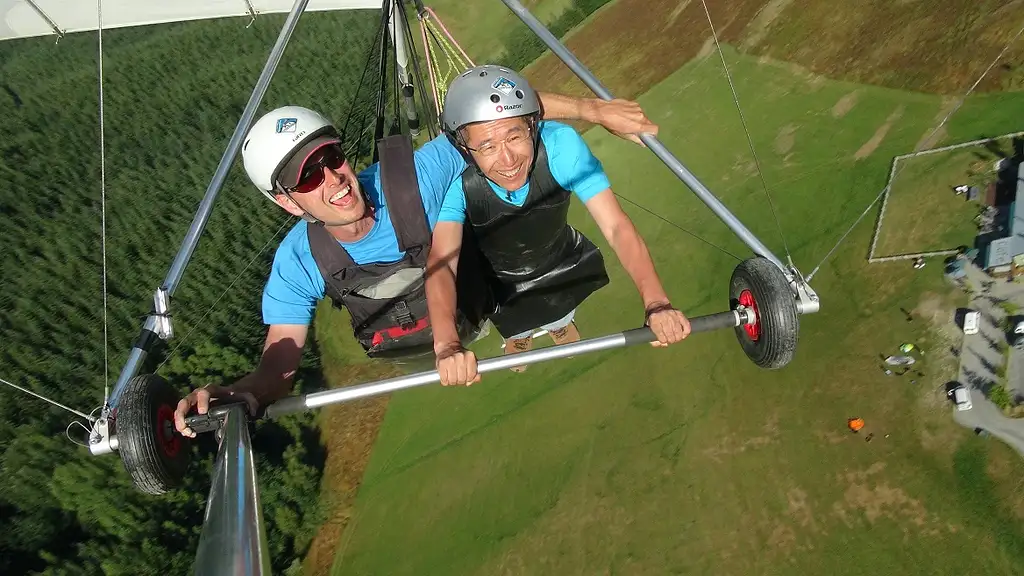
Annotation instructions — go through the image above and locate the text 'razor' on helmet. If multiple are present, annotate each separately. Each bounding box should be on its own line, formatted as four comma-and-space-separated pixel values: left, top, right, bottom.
441, 65, 540, 135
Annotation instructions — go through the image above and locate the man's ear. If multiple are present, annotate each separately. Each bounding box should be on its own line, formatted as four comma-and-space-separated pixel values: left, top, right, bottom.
273, 193, 306, 217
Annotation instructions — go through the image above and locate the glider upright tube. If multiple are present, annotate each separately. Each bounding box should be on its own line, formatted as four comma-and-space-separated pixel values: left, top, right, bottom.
163, 0, 310, 297
496, 0, 788, 275
194, 405, 271, 576
104, 0, 310, 412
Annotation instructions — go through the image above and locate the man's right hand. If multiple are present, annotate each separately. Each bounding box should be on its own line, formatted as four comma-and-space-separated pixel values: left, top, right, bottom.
435, 342, 481, 386
174, 384, 258, 438
587, 98, 660, 147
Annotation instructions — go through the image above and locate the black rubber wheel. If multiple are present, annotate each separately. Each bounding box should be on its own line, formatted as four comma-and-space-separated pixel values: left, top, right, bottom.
116, 373, 190, 495
729, 257, 799, 369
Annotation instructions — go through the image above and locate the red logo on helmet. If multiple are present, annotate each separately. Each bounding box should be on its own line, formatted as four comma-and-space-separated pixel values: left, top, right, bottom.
495, 105, 503, 112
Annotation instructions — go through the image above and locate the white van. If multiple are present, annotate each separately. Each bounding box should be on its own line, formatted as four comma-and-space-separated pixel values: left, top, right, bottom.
949, 384, 973, 411
963, 310, 980, 335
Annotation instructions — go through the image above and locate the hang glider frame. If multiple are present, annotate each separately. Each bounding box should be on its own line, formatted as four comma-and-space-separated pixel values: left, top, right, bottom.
85, 0, 819, 458
23, 0, 64, 42
52, 0, 823, 571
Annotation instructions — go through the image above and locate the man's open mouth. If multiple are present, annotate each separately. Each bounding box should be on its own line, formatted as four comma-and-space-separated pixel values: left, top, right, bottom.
328, 185, 353, 207
495, 165, 522, 179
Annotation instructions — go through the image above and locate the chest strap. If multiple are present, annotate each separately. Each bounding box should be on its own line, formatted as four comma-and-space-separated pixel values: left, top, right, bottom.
308, 133, 432, 303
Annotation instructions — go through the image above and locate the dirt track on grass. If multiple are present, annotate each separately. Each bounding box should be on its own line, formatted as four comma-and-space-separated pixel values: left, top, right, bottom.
742, 0, 1024, 94
302, 361, 398, 576
525, 0, 1024, 103
523, 0, 769, 100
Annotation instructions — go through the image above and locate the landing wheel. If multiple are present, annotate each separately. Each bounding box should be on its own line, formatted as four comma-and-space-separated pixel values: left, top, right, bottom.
729, 257, 799, 369
116, 373, 190, 495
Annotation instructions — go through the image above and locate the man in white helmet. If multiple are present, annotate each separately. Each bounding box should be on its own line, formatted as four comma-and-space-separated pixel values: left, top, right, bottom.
426, 65, 691, 385
173, 92, 662, 437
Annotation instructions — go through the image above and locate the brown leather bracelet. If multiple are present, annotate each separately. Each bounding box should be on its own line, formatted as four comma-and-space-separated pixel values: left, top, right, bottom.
644, 302, 675, 325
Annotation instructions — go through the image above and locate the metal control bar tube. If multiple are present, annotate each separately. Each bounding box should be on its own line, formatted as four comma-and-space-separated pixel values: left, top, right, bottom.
496, 0, 788, 276
104, 0, 311, 412
194, 405, 271, 576
262, 310, 747, 419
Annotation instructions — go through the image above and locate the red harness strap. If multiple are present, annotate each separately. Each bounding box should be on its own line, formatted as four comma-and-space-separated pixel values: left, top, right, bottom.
371, 317, 430, 347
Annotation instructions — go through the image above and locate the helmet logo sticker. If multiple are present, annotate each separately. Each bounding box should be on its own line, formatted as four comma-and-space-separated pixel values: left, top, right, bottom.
276, 117, 298, 133
492, 76, 516, 95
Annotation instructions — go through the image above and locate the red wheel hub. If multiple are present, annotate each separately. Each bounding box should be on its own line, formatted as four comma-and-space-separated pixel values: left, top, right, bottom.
156, 405, 181, 457
738, 289, 761, 341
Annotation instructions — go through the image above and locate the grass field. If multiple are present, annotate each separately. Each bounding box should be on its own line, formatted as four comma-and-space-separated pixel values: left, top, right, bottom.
518, 0, 1024, 106
872, 141, 1017, 258
745, 0, 1024, 94
322, 44, 1024, 575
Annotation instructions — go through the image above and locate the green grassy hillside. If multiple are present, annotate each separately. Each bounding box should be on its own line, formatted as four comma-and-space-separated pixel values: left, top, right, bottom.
330, 46, 1024, 575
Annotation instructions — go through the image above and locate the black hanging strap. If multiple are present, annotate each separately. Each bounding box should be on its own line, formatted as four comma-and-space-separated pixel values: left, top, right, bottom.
377, 133, 430, 256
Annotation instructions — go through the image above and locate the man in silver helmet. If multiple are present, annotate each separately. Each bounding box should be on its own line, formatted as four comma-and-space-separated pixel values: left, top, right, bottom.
173, 90, 662, 436
426, 64, 691, 386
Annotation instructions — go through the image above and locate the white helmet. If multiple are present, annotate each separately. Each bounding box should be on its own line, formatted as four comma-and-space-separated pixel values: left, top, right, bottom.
241, 105, 341, 201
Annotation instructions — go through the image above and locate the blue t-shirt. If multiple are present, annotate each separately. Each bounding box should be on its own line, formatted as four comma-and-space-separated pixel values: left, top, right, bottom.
437, 120, 611, 224
261, 133, 467, 325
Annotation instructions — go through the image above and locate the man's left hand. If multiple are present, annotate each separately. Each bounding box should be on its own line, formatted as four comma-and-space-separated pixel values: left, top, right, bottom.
589, 98, 659, 146
645, 303, 691, 347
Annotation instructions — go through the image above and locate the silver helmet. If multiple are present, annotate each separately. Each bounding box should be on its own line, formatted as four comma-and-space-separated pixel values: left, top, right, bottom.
441, 64, 541, 135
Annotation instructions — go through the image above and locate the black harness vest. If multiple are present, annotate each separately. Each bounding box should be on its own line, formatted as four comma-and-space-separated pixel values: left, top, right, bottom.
308, 134, 492, 358
461, 136, 609, 337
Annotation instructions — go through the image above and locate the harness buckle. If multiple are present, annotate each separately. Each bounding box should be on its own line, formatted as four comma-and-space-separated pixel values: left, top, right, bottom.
389, 301, 416, 329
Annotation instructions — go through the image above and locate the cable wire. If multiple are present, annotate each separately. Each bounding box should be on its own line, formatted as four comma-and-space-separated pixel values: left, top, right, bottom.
66, 420, 91, 448
1, 376, 94, 422
805, 20, 1024, 282
699, 0, 792, 264
614, 193, 743, 261
96, 0, 110, 403
155, 215, 293, 370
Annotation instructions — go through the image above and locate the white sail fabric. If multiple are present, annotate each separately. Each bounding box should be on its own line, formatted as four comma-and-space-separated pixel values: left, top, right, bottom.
0, 0, 381, 41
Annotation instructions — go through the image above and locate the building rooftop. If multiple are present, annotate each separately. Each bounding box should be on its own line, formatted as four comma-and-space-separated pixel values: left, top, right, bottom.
984, 161, 1024, 268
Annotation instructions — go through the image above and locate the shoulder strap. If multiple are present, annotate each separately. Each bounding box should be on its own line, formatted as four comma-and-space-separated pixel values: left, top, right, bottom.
462, 163, 491, 222
377, 134, 430, 253
307, 222, 355, 303
524, 136, 560, 202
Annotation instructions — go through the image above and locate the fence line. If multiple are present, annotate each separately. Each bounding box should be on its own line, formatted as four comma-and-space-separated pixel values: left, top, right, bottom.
868, 250, 960, 263
892, 131, 1024, 162
868, 130, 1024, 264
867, 156, 902, 260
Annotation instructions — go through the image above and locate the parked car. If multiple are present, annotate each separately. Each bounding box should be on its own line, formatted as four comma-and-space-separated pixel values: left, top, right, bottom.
1012, 320, 1024, 350
963, 310, 980, 335
948, 385, 973, 411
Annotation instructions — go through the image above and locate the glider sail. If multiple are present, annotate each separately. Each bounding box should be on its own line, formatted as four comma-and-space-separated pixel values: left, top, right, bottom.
0, 0, 380, 41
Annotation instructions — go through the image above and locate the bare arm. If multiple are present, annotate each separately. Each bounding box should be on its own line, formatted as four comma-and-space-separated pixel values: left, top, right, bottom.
228, 323, 308, 406
174, 323, 308, 436
537, 92, 659, 146
537, 92, 598, 121
585, 189, 669, 308
425, 221, 483, 386
425, 221, 465, 353
584, 188, 691, 345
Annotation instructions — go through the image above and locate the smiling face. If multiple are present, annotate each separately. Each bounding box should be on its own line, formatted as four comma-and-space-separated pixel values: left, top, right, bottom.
273, 144, 369, 229
462, 116, 534, 191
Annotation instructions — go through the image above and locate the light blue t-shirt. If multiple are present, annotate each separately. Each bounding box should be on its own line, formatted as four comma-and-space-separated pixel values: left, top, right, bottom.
261, 133, 467, 325
437, 120, 611, 224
